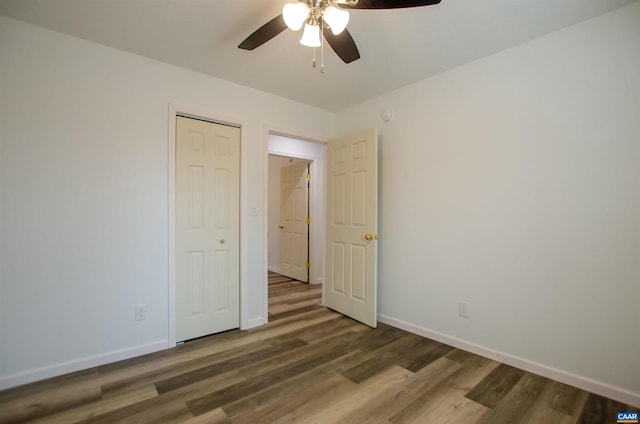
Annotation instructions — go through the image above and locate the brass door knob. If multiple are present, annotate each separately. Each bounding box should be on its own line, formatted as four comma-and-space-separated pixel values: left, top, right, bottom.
278, 225, 284, 229
364, 234, 379, 241
220, 239, 225, 244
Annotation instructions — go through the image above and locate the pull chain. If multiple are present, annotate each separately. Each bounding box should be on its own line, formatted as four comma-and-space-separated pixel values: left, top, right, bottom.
321, 22, 325, 73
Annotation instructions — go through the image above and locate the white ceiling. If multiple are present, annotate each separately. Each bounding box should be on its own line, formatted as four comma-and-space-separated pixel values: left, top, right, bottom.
0, 0, 636, 111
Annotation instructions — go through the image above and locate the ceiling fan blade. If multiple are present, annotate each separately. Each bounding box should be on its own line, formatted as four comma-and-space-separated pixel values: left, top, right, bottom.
339, 0, 441, 9
238, 14, 287, 50
323, 28, 361, 64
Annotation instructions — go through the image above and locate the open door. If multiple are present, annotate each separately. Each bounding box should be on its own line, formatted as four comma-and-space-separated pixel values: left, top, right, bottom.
324, 128, 378, 328
279, 161, 309, 282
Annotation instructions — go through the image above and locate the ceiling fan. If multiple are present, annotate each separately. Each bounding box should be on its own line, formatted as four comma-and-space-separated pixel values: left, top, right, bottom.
238, 0, 442, 65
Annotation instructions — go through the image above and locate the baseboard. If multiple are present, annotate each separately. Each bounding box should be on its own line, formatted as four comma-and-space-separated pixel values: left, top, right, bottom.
378, 314, 640, 408
244, 316, 267, 330
268, 266, 281, 273
0, 339, 168, 391
311, 277, 324, 285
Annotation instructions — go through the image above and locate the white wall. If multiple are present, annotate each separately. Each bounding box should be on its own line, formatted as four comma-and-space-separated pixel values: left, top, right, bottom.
337, 2, 640, 406
0, 16, 335, 389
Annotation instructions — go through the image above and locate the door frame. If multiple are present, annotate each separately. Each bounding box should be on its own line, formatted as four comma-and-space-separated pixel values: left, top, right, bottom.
263, 127, 327, 311
168, 103, 248, 347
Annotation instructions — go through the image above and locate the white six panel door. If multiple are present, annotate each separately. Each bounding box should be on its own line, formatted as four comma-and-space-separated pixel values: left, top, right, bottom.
280, 162, 309, 282
176, 116, 240, 342
325, 128, 378, 328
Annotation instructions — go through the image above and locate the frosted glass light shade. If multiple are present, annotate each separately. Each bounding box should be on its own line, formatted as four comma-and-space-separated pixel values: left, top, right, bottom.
283, 2, 310, 31
323, 5, 349, 35
300, 23, 321, 47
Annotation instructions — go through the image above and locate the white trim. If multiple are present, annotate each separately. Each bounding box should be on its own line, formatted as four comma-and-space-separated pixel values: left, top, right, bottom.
168, 105, 177, 347
268, 266, 282, 273
257, 125, 270, 328
168, 103, 248, 343
0, 340, 167, 391
239, 115, 251, 330
268, 127, 328, 146
378, 314, 640, 408
247, 316, 268, 328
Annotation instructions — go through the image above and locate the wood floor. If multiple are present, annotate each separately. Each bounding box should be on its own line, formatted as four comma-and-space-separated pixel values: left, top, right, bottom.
1, 272, 635, 423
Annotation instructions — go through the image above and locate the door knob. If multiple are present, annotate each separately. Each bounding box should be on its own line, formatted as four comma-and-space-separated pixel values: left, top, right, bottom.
278, 225, 284, 229
364, 233, 379, 241
220, 239, 225, 244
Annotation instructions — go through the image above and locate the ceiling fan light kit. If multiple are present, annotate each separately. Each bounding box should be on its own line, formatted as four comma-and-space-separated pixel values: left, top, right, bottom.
320, 5, 350, 35
300, 22, 322, 47
238, 0, 442, 69
282, 2, 310, 31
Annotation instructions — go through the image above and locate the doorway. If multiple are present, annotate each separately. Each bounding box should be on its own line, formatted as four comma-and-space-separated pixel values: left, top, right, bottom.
267, 128, 379, 328
268, 156, 311, 282
267, 133, 326, 287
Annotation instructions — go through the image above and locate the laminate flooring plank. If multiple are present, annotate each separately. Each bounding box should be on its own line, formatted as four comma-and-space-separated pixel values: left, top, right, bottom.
396, 339, 455, 373
269, 290, 321, 305
142, 405, 195, 424
247, 308, 339, 333
577, 393, 629, 424
410, 396, 490, 424
297, 315, 363, 343
99, 338, 263, 393
546, 381, 589, 417
247, 311, 344, 342
186, 332, 371, 416
268, 303, 325, 321
476, 372, 549, 424
390, 354, 499, 423
154, 338, 308, 394
464, 362, 527, 408
277, 365, 414, 424
0, 382, 102, 424
252, 374, 356, 423
226, 350, 372, 422
0, 368, 99, 404
518, 380, 579, 424
445, 348, 481, 363
181, 408, 231, 424
353, 323, 412, 352
99, 333, 304, 396
27, 385, 158, 424
267, 285, 313, 297
237, 330, 364, 379
268, 298, 323, 315
340, 333, 426, 384
339, 356, 464, 424
74, 370, 245, 424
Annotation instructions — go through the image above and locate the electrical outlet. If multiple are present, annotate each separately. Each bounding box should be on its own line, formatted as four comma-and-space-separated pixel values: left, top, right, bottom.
458, 301, 469, 319
135, 304, 147, 321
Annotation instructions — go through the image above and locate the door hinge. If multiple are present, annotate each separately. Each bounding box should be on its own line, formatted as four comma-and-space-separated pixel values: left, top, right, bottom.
306, 262, 311, 269
306, 217, 311, 225
306, 173, 311, 181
